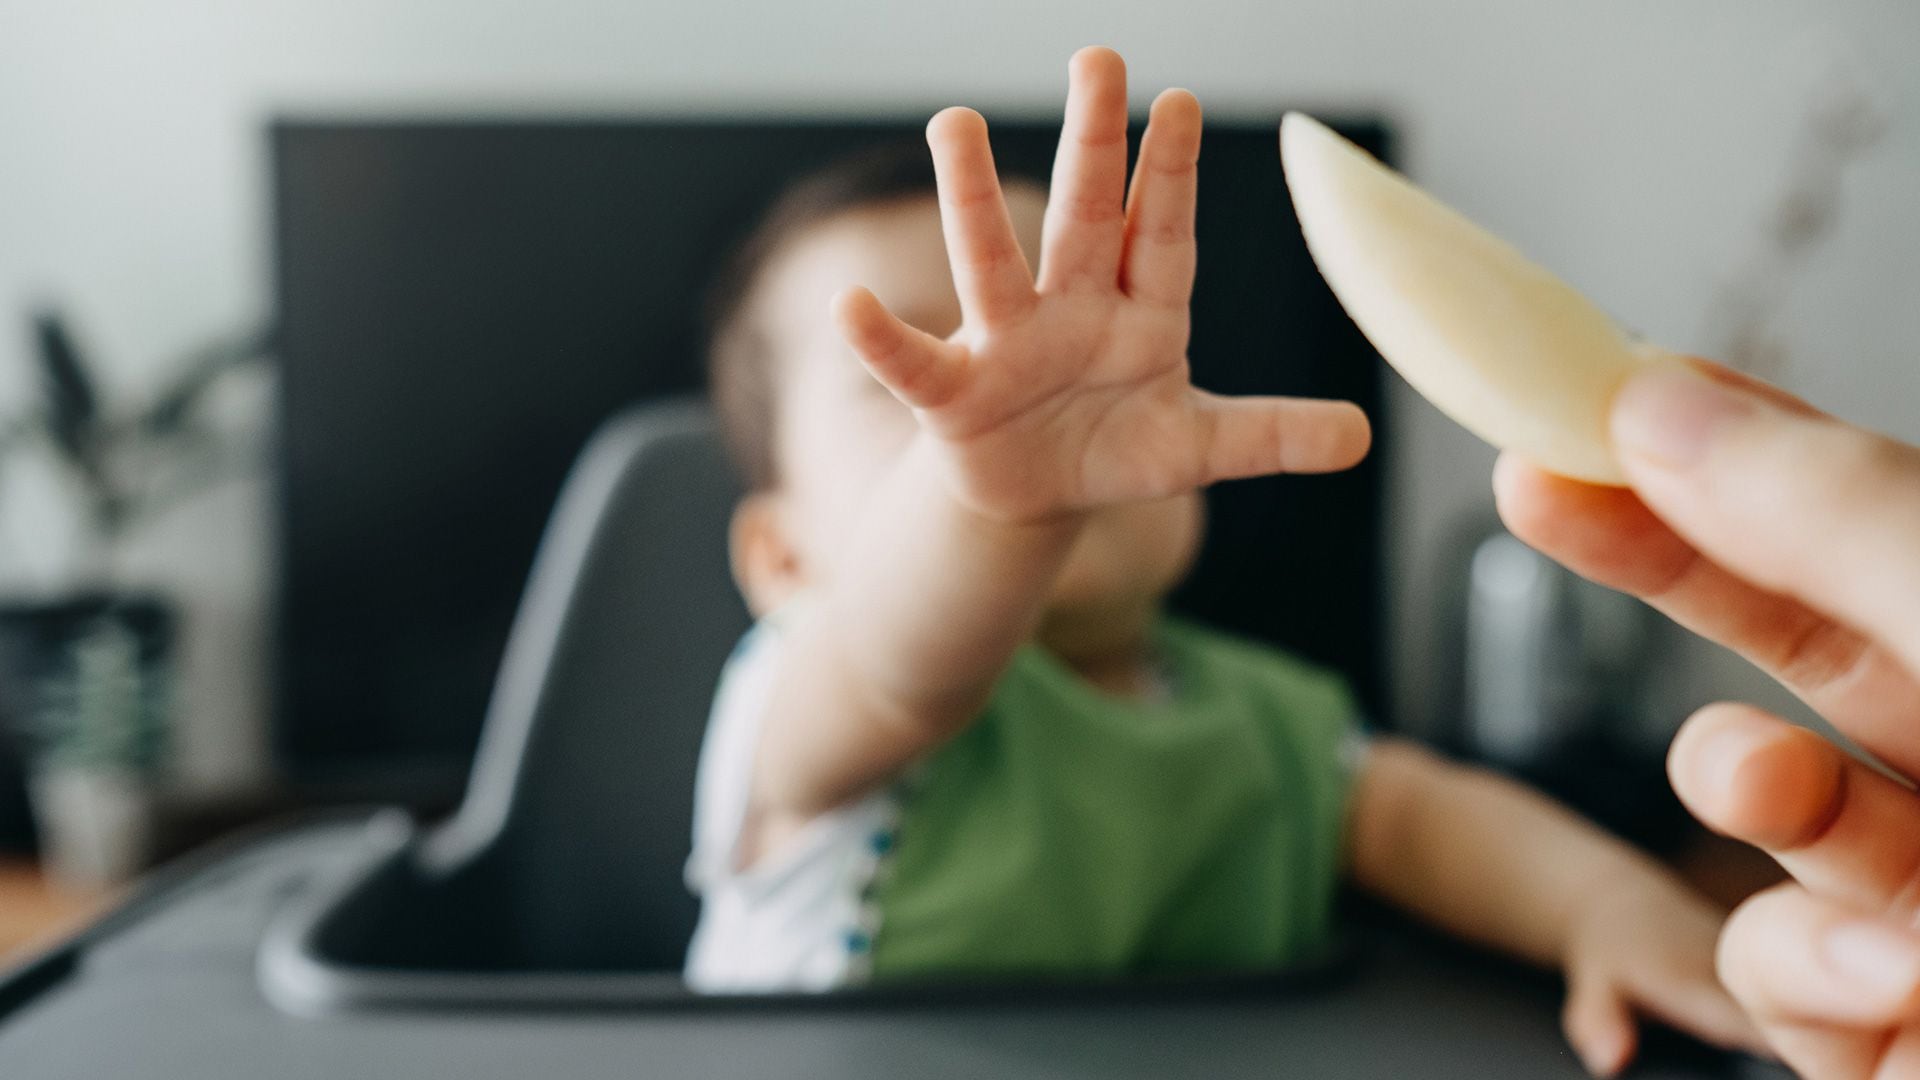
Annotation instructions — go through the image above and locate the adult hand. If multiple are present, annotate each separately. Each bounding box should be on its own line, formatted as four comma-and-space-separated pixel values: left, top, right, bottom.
1492, 359, 1920, 1079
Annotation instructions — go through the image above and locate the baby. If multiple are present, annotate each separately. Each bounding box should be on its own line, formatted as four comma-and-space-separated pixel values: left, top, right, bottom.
684, 47, 1763, 1077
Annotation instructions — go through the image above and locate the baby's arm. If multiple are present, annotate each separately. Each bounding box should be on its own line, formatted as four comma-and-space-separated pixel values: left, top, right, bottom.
1348, 739, 1764, 1075
750, 443, 1082, 821
745, 49, 1369, 848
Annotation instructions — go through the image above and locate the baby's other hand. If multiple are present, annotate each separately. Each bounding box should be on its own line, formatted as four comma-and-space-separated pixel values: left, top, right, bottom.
832, 47, 1369, 523
1561, 873, 1769, 1076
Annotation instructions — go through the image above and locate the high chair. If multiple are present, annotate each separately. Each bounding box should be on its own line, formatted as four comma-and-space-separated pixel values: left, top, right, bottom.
0, 400, 1763, 1078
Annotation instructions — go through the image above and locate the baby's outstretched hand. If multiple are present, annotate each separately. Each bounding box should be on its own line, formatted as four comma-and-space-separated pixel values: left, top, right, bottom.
1560, 874, 1769, 1076
833, 47, 1370, 523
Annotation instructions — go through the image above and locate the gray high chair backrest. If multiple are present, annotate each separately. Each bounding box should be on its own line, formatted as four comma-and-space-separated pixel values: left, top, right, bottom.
422, 398, 749, 970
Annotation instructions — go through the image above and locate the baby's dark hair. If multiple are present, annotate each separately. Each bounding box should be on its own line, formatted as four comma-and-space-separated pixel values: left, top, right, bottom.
704, 141, 943, 491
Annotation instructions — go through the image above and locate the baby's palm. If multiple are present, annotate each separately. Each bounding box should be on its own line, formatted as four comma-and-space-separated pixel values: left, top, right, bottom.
835, 49, 1369, 523
940, 293, 1196, 517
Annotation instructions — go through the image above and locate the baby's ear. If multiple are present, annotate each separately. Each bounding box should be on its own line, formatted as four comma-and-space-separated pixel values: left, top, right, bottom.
728, 493, 804, 619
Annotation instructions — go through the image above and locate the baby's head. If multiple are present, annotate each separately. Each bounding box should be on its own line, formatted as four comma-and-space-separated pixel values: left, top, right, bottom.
706, 144, 1202, 651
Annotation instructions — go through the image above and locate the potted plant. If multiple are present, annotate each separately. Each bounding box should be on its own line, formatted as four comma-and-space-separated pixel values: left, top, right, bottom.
0, 310, 268, 885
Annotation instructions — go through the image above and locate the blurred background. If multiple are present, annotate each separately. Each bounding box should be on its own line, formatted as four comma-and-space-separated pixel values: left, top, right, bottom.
0, 0, 1914, 943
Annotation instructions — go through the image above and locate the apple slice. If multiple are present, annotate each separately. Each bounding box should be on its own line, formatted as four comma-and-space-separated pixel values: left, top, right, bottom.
1280, 112, 1676, 485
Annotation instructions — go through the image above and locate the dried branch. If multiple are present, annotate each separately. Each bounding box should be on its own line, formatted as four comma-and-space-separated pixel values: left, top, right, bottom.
1707, 76, 1887, 381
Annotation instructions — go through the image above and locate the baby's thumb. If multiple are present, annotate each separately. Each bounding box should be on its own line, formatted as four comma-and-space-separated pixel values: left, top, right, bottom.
1562, 977, 1637, 1078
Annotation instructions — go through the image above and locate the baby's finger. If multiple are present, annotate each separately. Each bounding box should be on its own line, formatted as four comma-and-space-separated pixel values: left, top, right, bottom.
1493, 456, 1920, 782
832, 287, 968, 409
1562, 978, 1637, 1078
1037, 46, 1130, 293
1719, 883, 1920, 1079
1669, 702, 1920, 921
926, 107, 1036, 327
1622, 965, 1770, 1058
1120, 88, 1202, 309
1192, 393, 1371, 481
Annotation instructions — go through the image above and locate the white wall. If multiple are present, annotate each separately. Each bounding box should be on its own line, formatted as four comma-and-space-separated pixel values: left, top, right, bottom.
3, 0, 1916, 792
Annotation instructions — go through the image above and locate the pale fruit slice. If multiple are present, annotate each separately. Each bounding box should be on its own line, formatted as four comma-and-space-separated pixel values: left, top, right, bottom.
1281, 112, 1676, 485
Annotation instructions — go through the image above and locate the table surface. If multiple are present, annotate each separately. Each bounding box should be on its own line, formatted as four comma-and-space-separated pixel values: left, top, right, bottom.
0, 820, 1791, 1080
0, 859, 115, 963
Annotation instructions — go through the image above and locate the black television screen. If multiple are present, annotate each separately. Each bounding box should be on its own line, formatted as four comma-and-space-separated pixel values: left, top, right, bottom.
272, 115, 1391, 800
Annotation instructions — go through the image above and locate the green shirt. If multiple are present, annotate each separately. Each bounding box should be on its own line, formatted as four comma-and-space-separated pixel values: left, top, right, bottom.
868, 617, 1358, 981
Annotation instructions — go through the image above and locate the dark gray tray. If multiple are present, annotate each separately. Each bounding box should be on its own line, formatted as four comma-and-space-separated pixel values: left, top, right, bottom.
0, 816, 1769, 1079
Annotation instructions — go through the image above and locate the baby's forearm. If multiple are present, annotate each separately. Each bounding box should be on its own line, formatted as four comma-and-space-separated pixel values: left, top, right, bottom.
1348, 739, 1678, 968
754, 435, 1083, 816
820, 436, 1083, 715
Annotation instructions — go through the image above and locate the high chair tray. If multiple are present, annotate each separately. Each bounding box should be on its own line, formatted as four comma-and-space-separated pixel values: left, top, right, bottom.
0, 814, 1775, 1079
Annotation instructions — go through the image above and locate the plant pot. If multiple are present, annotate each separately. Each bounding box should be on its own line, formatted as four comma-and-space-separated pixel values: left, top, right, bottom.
0, 593, 175, 880
28, 763, 154, 887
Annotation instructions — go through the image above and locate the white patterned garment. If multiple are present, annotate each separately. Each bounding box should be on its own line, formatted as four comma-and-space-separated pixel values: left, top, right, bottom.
682, 621, 898, 993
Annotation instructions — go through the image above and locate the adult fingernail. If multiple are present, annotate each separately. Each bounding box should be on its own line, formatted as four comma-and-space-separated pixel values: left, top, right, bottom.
1670, 708, 1767, 815
1823, 920, 1920, 997
1610, 364, 1756, 469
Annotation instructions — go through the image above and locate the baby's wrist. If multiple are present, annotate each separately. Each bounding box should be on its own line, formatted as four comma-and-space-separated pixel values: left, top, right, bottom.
1563, 857, 1689, 952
